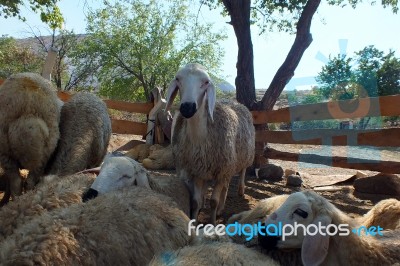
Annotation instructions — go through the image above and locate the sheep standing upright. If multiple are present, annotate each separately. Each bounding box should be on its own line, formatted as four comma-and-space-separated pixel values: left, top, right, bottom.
165, 63, 255, 224
44, 92, 111, 177
0, 73, 61, 204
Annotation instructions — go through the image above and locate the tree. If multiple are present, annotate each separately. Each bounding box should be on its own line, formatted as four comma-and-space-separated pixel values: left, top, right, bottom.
30, 28, 83, 90
0, 35, 43, 78
316, 46, 400, 100
203, 0, 398, 111
73, 0, 226, 101
377, 51, 400, 96
316, 54, 355, 100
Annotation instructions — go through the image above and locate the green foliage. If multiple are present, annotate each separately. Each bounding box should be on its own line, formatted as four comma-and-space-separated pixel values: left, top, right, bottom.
0, 0, 64, 29
202, 0, 399, 34
72, 0, 226, 101
0, 36, 43, 78
316, 45, 400, 100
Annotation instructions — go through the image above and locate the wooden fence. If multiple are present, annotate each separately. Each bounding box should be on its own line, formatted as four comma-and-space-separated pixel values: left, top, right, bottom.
1, 76, 399, 173
252, 94, 400, 174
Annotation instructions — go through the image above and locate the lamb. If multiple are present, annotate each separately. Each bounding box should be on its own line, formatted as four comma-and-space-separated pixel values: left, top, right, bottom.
227, 194, 289, 225
165, 63, 255, 224
82, 154, 190, 216
150, 242, 279, 266
142, 144, 175, 170
125, 143, 153, 162
358, 198, 400, 230
0, 73, 61, 204
259, 190, 400, 266
228, 194, 400, 230
0, 173, 95, 242
44, 92, 111, 177
0, 186, 191, 266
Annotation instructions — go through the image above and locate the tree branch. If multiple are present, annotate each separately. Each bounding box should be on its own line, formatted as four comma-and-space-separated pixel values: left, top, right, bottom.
258, 0, 321, 111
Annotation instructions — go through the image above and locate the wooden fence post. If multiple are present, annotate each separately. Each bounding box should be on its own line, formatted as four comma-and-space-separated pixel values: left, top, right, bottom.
146, 88, 166, 144
41, 47, 58, 81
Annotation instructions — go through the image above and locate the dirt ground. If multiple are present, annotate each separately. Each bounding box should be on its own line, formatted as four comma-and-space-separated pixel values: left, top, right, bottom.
108, 134, 400, 225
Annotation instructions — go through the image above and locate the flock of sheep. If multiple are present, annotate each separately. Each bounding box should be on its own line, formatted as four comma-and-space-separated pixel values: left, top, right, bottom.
0, 64, 398, 265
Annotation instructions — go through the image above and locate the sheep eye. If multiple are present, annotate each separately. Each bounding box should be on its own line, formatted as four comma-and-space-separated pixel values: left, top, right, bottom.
122, 174, 132, 179
204, 80, 209, 85
294, 209, 308, 218
175, 77, 179, 82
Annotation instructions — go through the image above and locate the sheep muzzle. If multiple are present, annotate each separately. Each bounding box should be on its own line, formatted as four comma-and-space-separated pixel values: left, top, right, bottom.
180, 102, 197, 119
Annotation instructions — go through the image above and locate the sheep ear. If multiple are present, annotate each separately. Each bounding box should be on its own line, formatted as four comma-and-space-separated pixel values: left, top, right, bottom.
165, 79, 179, 112
301, 215, 331, 266
207, 82, 216, 121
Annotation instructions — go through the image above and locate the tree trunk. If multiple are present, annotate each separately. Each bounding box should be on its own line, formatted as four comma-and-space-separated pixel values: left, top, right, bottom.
258, 0, 321, 111
222, 0, 256, 109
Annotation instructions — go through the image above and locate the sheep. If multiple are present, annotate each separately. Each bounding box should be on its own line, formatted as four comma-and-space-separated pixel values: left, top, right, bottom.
0, 173, 95, 242
358, 198, 400, 230
227, 194, 290, 225
0, 73, 61, 203
150, 242, 279, 266
0, 186, 192, 266
125, 143, 153, 162
259, 190, 400, 266
228, 195, 400, 230
82, 154, 190, 216
165, 63, 255, 225
44, 92, 111, 177
142, 144, 175, 170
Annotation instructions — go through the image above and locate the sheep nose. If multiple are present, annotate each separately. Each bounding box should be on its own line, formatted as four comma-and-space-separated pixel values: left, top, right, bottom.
258, 234, 280, 250
82, 188, 98, 202
180, 102, 197, 118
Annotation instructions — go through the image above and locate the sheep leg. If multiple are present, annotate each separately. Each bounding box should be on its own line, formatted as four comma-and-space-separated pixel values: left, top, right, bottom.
201, 181, 208, 208
238, 169, 246, 197
210, 181, 225, 225
0, 178, 11, 206
8, 167, 23, 199
217, 184, 228, 216
190, 178, 205, 222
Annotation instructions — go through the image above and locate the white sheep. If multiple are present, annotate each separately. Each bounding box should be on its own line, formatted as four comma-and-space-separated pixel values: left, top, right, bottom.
0, 173, 95, 242
357, 198, 400, 230
227, 194, 290, 225
44, 92, 112, 177
142, 144, 175, 170
150, 242, 279, 266
260, 190, 400, 266
228, 194, 400, 230
82, 154, 190, 216
0, 186, 192, 265
165, 63, 255, 225
0, 73, 61, 203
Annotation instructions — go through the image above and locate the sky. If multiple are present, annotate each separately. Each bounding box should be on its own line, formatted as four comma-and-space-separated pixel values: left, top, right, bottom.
0, 0, 399, 90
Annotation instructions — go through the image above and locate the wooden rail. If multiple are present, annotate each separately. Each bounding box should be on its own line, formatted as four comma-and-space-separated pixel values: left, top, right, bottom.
255, 128, 400, 147
253, 94, 400, 174
265, 147, 400, 174
252, 94, 400, 124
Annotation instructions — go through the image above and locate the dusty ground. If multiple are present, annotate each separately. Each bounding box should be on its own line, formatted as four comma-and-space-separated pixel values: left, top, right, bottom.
108, 134, 400, 225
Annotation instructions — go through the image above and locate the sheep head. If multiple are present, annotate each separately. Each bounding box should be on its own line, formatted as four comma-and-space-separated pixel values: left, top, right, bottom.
259, 191, 332, 266
82, 155, 150, 202
165, 63, 215, 121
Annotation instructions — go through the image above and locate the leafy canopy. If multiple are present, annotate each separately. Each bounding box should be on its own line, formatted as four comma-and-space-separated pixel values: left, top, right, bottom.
0, 0, 64, 29
316, 45, 400, 100
72, 0, 226, 101
0, 35, 43, 78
